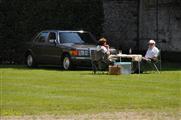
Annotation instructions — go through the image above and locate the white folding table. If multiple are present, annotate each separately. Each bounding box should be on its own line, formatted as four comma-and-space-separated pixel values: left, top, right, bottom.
109, 54, 143, 74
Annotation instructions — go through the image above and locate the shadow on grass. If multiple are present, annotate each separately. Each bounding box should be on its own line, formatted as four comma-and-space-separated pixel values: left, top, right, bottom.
0, 64, 28, 69
0, 62, 180, 72
140, 62, 181, 72
0, 64, 92, 71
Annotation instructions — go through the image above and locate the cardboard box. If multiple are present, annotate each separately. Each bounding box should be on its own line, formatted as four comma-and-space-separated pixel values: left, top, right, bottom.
109, 65, 121, 75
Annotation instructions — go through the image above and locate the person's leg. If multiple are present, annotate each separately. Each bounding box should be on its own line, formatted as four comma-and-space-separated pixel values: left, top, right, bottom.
132, 61, 138, 73
92, 61, 98, 74
140, 60, 148, 73
134, 60, 148, 73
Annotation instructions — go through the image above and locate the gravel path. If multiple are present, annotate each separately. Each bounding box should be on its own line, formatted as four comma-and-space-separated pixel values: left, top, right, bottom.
2, 112, 181, 120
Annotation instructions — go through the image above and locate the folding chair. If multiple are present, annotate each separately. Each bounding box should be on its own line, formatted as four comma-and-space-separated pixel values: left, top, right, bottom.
148, 49, 161, 73
90, 50, 109, 74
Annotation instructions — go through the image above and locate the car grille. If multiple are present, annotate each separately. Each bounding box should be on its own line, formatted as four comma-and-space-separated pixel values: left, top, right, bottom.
90, 50, 96, 56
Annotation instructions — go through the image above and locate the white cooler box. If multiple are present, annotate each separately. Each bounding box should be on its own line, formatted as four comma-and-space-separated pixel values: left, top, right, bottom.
114, 62, 132, 74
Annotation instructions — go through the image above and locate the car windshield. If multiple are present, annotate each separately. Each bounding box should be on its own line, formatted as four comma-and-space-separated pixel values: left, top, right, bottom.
59, 32, 96, 44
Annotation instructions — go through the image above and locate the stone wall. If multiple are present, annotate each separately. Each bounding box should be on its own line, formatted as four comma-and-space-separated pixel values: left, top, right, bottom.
139, 0, 181, 51
103, 0, 181, 52
103, 0, 138, 51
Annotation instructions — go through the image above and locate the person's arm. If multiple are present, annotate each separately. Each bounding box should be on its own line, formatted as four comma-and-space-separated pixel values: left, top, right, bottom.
104, 45, 110, 55
151, 48, 159, 61
100, 46, 110, 55
150, 57, 158, 62
142, 57, 151, 61
142, 49, 150, 61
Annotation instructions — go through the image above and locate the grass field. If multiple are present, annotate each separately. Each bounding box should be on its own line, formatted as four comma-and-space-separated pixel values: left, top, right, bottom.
0, 65, 181, 119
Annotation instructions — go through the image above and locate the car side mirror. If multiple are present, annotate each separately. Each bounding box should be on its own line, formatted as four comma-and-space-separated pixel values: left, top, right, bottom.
49, 39, 56, 45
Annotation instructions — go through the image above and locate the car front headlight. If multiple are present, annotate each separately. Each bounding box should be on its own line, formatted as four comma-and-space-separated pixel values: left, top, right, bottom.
70, 49, 89, 56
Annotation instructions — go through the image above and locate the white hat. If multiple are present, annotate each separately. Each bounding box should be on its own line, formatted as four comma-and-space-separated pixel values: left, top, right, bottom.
148, 40, 156, 44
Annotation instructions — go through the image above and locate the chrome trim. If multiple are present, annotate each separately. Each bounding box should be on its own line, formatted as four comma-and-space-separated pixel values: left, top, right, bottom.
72, 57, 91, 60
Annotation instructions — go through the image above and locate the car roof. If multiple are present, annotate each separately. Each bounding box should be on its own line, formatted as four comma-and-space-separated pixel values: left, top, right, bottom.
41, 30, 89, 33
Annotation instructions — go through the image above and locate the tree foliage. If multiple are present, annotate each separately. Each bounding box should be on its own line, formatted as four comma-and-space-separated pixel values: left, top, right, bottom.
0, 0, 104, 63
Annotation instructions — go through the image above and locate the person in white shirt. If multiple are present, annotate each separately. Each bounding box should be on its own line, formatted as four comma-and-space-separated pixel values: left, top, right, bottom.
143, 40, 159, 62
134, 40, 159, 73
96, 38, 110, 55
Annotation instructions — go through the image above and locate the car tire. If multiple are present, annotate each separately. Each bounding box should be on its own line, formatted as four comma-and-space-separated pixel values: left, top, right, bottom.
26, 54, 36, 68
62, 55, 73, 70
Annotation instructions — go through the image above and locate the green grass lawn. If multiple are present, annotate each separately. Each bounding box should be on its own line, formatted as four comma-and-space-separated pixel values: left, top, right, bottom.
0, 65, 181, 116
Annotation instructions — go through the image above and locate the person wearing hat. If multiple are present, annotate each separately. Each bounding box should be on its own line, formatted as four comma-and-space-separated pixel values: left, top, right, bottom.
142, 39, 159, 62
134, 39, 159, 73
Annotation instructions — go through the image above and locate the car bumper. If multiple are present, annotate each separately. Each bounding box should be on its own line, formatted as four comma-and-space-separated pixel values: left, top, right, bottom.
71, 56, 92, 67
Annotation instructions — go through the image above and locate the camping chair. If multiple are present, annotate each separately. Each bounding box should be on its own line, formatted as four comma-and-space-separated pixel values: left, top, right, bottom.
148, 49, 161, 73
90, 50, 109, 74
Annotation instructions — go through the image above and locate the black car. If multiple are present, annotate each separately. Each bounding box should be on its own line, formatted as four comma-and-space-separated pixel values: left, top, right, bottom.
25, 30, 116, 70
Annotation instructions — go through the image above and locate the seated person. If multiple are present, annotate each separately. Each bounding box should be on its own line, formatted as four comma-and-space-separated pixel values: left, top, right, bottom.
142, 40, 159, 62
95, 38, 114, 70
134, 39, 159, 73
97, 37, 110, 55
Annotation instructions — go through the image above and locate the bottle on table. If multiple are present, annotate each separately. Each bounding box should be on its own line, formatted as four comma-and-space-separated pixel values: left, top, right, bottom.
119, 50, 122, 54
129, 48, 132, 54
118, 50, 122, 62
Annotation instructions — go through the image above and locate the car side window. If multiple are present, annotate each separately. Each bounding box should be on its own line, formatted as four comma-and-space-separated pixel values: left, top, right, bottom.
34, 32, 48, 43
48, 32, 56, 41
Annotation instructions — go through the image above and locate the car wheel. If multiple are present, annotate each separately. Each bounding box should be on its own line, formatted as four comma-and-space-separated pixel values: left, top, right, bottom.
62, 55, 72, 70
26, 54, 36, 67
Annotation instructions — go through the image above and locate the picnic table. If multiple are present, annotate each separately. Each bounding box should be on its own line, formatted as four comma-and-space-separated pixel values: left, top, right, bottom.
109, 54, 143, 74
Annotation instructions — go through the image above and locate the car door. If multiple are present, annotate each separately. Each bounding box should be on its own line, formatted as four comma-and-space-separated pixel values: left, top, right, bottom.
42, 32, 62, 64
32, 32, 49, 64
